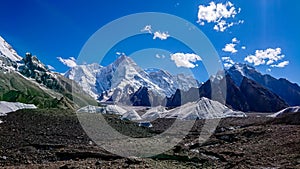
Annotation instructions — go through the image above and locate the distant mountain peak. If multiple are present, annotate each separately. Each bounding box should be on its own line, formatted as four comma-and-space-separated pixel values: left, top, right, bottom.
228, 63, 257, 76
232, 63, 255, 69
113, 55, 136, 66
0, 36, 22, 62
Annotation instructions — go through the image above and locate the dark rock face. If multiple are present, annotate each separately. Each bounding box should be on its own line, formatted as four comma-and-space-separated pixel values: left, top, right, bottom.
239, 77, 289, 112
0, 56, 18, 71
19, 53, 61, 90
167, 75, 288, 112
227, 64, 300, 106
167, 87, 201, 107
167, 75, 249, 111
130, 87, 151, 106
130, 87, 167, 107
260, 78, 300, 106
217, 75, 249, 111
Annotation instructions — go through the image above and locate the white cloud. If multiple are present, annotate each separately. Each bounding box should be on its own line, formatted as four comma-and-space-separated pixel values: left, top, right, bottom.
170, 53, 202, 68
222, 56, 235, 68
155, 54, 165, 59
141, 25, 152, 33
57, 56, 77, 68
153, 31, 170, 40
241, 46, 246, 50
223, 37, 240, 54
141, 25, 170, 40
197, 1, 243, 32
271, 61, 289, 68
116, 52, 126, 56
47, 65, 55, 70
223, 43, 238, 53
244, 48, 286, 66
232, 37, 239, 43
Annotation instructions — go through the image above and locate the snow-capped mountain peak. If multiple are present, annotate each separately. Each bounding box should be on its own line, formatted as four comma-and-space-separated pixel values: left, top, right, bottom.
227, 63, 260, 86
65, 55, 200, 104
0, 36, 22, 62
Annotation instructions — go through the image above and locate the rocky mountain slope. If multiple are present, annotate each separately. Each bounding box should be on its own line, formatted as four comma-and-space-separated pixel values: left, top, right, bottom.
0, 36, 95, 109
227, 63, 300, 106
167, 71, 290, 112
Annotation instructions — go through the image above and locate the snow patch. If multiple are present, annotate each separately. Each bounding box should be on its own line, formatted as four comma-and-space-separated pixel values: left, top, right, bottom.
141, 106, 167, 121
267, 106, 300, 118
0, 101, 37, 116
121, 110, 142, 121
162, 97, 246, 120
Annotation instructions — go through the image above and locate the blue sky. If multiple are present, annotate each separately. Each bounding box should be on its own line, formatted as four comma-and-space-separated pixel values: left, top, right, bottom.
0, 0, 300, 84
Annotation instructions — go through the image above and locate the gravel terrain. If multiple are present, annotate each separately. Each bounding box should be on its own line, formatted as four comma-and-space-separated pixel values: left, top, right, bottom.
0, 109, 299, 168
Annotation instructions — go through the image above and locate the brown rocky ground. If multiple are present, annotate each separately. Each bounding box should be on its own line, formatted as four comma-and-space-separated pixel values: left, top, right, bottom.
0, 109, 299, 169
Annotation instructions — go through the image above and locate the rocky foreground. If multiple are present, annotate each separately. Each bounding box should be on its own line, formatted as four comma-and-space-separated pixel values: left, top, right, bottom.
0, 109, 299, 169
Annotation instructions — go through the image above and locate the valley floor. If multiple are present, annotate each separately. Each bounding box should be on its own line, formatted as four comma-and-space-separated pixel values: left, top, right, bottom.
0, 109, 299, 168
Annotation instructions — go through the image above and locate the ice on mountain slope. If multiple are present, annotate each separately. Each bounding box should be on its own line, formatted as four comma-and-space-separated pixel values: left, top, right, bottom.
121, 110, 142, 121
77, 97, 246, 121
106, 105, 128, 115
77, 105, 106, 113
65, 55, 199, 102
0, 36, 22, 72
148, 69, 199, 96
65, 63, 103, 99
0, 101, 37, 116
141, 106, 167, 121
162, 97, 246, 120
77, 105, 142, 121
77, 104, 128, 115
0, 36, 22, 62
96, 55, 166, 101
267, 106, 300, 118
227, 63, 263, 86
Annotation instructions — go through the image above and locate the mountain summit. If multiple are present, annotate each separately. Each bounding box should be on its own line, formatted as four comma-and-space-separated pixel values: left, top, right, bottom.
0, 36, 22, 62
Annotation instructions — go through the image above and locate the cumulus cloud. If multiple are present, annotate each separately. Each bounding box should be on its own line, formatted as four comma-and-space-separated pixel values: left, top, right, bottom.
47, 65, 55, 70
223, 43, 238, 53
244, 48, 286, 66
170, 53, 202, 68
271, 61, 289, 68
197, 1, 243, 32
153, 31, 170, 40
57, 56, 77, 68
141, 25, 170, 40
223, 38, 240, 54
232, 37, 239, 43
222, 56, 235, 68
241, 46, 246, 50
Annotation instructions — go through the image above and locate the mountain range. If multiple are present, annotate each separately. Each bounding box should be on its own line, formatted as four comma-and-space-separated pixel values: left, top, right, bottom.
66, 54, 299, 112
167, 64, 295, 112
0, 35, 299, 112
64, 55, 200, 105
